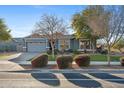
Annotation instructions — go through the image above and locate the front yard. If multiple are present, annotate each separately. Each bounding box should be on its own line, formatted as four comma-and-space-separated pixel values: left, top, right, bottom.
47, 54, 121, 61
0, 52, 121, 62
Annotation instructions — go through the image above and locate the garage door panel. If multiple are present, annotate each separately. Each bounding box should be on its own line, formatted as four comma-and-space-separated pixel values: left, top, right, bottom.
27, 42, 46, 52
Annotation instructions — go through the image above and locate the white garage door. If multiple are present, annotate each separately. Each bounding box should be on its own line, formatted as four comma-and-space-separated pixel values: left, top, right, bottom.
27, 42, 46, 52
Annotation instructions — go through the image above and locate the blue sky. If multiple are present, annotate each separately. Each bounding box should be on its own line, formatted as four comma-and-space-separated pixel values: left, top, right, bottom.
0, 5, 87, 37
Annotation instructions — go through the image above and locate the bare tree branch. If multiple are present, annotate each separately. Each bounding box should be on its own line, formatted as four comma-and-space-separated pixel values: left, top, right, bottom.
33, 14, 67, 58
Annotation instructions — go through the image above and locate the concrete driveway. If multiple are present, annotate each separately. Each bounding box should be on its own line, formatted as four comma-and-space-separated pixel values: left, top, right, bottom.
9, 52, 40, 62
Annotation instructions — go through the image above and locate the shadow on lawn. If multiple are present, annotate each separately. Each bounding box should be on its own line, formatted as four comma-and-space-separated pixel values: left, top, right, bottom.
31, 73, 60, 86
62, 73, 102, 88
89, 73, 124, 84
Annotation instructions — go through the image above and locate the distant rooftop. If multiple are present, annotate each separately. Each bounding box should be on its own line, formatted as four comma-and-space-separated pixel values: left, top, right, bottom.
25, 33, 74, 39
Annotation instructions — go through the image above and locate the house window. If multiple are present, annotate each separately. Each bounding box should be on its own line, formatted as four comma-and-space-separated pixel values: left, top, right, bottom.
79, 39, 90, 49
79, 41, 85, 49
59, 39, 70, 50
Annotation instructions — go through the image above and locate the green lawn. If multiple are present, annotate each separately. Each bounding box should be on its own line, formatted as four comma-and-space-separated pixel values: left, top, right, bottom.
0, 55, 6, 59
28, 53, 121, 62
0, 53, 15, 60
0, 55, 10, 60
89, 54, 120, 61
48, 54, 121, 61
48, 55, 57, 61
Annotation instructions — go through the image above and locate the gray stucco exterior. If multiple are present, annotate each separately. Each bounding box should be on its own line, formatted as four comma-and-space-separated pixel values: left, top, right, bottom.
70, 39, 79, 50
55, 40, 59, 49
0, 35, 91, 52
0, 41, 17, 52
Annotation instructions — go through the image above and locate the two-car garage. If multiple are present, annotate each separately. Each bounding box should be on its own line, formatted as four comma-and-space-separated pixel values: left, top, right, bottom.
25, 38, 47, 52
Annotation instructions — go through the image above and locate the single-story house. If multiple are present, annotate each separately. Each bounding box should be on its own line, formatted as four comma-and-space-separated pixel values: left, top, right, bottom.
0, 34, 93, 53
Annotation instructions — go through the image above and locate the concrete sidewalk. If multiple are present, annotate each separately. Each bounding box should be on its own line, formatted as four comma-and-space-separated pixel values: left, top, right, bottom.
13, 60, 121, 66
0, 61, 24, 71
0, 71, 124, 88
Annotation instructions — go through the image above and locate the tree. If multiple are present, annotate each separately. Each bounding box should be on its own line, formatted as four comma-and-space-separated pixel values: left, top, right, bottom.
113, 38, 124, 52
34, 14, 67, 58
0, 18, 11, 41
85, 6, 124, 65
83, 5, 111, 64
72, 13, 92, 39
72, 9, 99, 53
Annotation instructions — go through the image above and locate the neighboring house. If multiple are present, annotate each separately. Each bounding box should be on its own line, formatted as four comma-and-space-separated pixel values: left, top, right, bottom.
0, 38, 25, 52
0, 34, 93, 53
0, 39, 16, 52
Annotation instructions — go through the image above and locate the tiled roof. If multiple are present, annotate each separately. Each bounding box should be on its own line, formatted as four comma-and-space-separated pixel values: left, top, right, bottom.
25, 33, 44, 38
25, 38, 47, 42
26, 33, 74, 39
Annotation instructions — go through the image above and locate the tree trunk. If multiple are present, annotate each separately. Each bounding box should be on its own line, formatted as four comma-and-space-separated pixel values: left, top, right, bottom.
50, 41, 55, 59
92, 39, 96, 54
84, 42, 87, 53
107, 44, 111, 66
119, 49, 122, 53
92, 43, 95, 54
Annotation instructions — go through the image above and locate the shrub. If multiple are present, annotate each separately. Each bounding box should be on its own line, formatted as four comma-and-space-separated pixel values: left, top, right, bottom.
56, 55, 73, 69
31, 54, 48, 67
74, 54, 90, 67
120, 57, 124, 66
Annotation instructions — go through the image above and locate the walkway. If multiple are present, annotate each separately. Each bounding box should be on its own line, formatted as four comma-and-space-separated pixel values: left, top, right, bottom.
13, 61, 120, 66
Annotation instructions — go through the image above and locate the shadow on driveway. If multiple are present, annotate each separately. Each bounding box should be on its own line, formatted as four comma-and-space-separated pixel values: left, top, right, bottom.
62, 73, 102, 88
31, 73, 60, 86
89, 73, 124, 84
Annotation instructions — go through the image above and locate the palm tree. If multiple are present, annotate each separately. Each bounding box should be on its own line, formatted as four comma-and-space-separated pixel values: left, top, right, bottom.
0, 18, 11, 52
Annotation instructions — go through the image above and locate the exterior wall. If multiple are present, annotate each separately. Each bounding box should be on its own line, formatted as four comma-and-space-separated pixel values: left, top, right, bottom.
0, 38, 26, 52
0, 41, 17, 52
58, 39, 60, 50
58, 39, 70, 50
70, 39, 79, 50
13, 38, 26, 52
55, 40, 59, 49
16, 44, 24, 52
20, 38, 80, 52
0, 36, 90, 52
